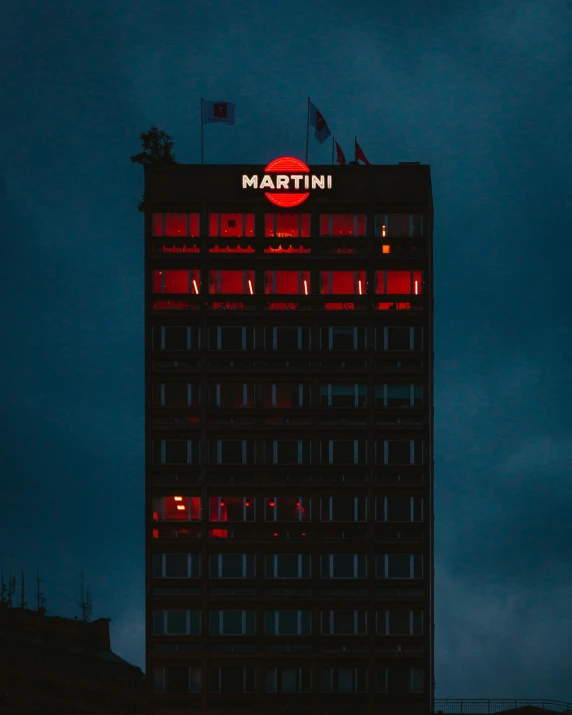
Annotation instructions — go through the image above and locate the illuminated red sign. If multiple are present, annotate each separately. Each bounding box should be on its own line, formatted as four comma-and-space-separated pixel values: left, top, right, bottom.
242, 156, 333, 208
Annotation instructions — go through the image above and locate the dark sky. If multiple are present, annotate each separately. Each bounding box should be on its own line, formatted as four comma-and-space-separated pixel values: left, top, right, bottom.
2, 0, 572, 699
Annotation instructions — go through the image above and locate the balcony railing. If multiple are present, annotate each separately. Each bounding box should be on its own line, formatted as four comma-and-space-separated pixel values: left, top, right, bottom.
434, 700, 572, 714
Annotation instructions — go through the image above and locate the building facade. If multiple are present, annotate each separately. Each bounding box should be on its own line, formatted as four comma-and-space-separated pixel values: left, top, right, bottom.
144, 159, 434, 714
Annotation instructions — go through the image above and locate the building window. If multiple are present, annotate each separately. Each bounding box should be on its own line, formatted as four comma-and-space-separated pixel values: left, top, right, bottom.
269, 439, 311, 465
376, 667, 388, 693
153, 665, 201, 693
320, 496, 367, 521
374, 384, 424, 408
265, 554, 311, 579
264, 326, 310, 351
265, 383, 307, 408
212, 383, 255, 408
265, 271, 310, 295
153, 610, 201, 635
265, 214, 311, 238
377, 440, 423, 466
375, 271, 423, 295
209, 213, 255, 237
409, 667, 424, 693
152, 213, 200, 237
324, 439, 367, 465
209, 554, 256, 579
209, 497, 255, 522
265, 496, 310, 522
210, 325, 252, 351
153, 439, 200, 465
376, 496, 423, 522
209, 270, 255, 294
321, 610, 367, 635
320, 667, 367, 693
320, 214, 367, 236
152, 496, 201, 522
321, 326, 366, 351
153, 326, 200, 351
265, 610, 312, 635
374, 213, 423, 238
212, 439, 255, 465
265, 666, 311, 693
320, 271, 366, 295
152, 553, 200, 578
377, 610, 423, 635
319, 384, 367, 408
209, 610, 256, 636
376, 325, 423, 351
152, 382, 199, 408
320, 554, 367, 579
209, 666, 255, 693
375, 554, 423, 579
153, 269, 201, 294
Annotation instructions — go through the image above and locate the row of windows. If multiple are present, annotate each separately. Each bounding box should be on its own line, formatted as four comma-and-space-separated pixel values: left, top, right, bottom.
153, 496, 423, 523
152, 664, 424, 694
153, 609, 423, 636
153, 383, 424, 409
152, 213, 423, 238
153, 439, 423, 466
153, 325, 423, 352
152, 553, 423, 580
153, 270, 423, 296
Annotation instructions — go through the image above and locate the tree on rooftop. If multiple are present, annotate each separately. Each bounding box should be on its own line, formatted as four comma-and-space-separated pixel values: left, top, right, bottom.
131, 126, 176, 211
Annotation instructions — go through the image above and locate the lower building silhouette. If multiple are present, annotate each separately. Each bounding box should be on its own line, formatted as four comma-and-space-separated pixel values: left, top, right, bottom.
0, 602, 144, 714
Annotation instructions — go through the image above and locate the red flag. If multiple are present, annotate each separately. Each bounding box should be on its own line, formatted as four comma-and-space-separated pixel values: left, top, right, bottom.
355, 139, 370, 165
335, 142, 346, 166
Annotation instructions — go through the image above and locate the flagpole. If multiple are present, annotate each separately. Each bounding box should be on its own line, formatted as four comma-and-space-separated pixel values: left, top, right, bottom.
201, 98, 204, 164
332, 135, 335, 165
305, 97, 310, 164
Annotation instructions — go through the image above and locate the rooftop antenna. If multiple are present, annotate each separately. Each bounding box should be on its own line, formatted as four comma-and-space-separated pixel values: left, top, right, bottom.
35, 571, 46, 613
76, 573, 92, 622
0, 570, 6, 604
7, 572, 15, 609
20, 570, 27, 609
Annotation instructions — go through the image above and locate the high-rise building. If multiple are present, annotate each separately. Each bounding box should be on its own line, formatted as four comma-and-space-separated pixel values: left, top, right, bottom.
144, 158, 434, 715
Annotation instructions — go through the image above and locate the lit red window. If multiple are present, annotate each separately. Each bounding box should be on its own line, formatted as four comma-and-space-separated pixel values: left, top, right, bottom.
153, 496, 201, 521
209, 270, 255, 294
152, 213, 200, 237
376, 271, 423, 294
265, 214, 311, 238
265, 271, 310, 295
209, 497, 255, 522
320, 271, 366, 295
153, 270, 201, 294
209, 214, 255, 237
320, 214, 366, 236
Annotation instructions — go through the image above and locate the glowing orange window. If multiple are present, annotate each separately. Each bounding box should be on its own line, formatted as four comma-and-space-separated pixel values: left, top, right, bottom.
321, 271, 366, 294
265, 214, 311, 238
209, 214, 255, 237
209, 270, 255, 294
265, 271, 310, 295
153, 270, 201, 294
320, 214, 366, 236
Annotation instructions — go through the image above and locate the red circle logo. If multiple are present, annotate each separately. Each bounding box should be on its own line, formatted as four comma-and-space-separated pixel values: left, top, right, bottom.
264, 156, 310, 208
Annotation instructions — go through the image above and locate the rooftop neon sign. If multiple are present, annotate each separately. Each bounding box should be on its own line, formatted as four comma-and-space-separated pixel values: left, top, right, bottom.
242, 156, 332, 207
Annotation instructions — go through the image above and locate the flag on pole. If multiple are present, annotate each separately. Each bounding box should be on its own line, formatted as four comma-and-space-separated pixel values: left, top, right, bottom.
203, 100, 235, 124
355, 139, 370, 165
335, 141, 346, 165
309, 102, 332, 144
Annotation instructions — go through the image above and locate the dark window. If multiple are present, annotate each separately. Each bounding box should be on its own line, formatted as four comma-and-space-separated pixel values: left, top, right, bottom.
386, 326, 411, 350
265, 326, 309, 351
211, 326, 248, 351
